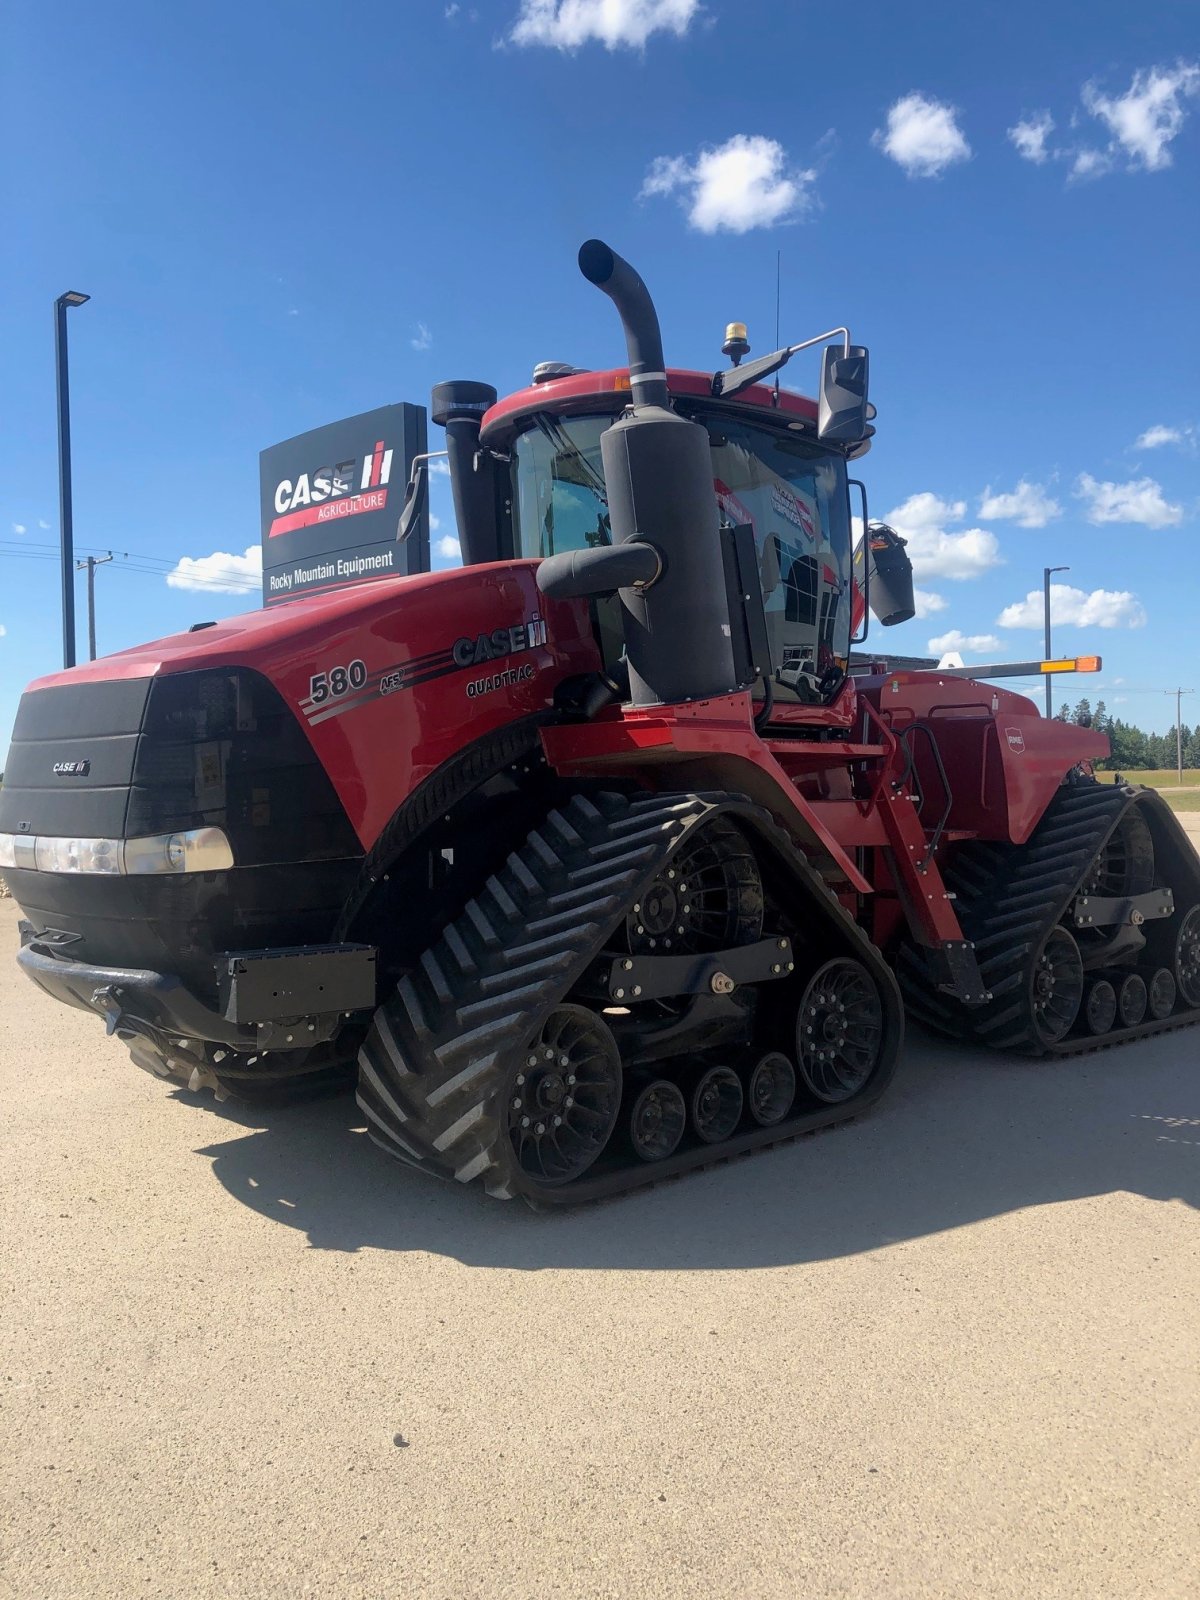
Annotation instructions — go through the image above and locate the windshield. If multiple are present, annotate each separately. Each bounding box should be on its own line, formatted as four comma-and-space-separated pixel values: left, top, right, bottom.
511, 410, 853, 705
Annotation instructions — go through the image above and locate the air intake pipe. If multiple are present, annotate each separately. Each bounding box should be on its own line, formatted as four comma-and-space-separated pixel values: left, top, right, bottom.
431, 380, 500, 566
537, 240, 738, 708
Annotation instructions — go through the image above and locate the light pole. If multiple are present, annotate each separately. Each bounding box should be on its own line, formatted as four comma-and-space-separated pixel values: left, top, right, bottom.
1043, 565, 1069, 717
55, 290, 90, 669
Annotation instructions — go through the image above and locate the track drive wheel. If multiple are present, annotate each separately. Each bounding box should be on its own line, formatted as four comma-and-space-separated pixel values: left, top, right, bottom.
1080, 807, 1155, 898
796, 958, 886, 1103
507, 1006, 622, 1186
625, 816, 762, 955
1082, 978, 1117, 1036
1030, 928, 1084, 1046
628, 1080, 687, 1162
1174, 906, 1200, 1008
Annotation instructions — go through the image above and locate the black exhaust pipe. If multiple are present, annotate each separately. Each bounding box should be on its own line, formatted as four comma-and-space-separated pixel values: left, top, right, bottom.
538, 240, 738, 708
577, 240, 668, 410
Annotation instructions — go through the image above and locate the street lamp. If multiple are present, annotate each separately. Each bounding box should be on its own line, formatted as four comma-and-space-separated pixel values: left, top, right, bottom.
55, 290, 91, 669
1043, 565, 1069, 718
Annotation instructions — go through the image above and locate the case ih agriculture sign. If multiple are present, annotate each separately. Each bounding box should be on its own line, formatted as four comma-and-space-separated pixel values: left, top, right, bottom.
259, 403, 428, 605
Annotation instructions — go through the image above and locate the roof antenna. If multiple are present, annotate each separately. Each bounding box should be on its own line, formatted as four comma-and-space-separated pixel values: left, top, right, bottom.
774, 249, 781, 401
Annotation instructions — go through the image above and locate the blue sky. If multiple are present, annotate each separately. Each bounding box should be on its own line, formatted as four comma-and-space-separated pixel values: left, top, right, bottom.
2, 0, 1197, 740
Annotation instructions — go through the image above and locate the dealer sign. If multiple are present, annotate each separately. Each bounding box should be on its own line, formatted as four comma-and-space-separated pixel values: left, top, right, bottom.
259, 403, 429, 605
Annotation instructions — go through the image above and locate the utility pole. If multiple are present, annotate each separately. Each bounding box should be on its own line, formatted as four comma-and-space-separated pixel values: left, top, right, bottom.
1043, 565, 1070, 717
75, 552, 113, 661
1161, 688, 1195, 783
55, 290, 91, 668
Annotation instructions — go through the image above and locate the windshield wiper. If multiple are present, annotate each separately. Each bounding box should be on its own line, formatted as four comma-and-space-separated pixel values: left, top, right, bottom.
534, 414, 609, 503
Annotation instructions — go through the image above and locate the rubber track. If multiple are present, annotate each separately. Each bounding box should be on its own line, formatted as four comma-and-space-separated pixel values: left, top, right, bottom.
898, 781, 1200, 1056
357, 789, 902, 1204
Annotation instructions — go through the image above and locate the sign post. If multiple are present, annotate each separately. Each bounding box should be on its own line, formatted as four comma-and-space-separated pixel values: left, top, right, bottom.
259, 403, 428, 606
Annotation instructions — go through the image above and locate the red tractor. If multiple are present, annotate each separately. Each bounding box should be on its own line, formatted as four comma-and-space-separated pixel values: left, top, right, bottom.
3, 240, 1197, 1204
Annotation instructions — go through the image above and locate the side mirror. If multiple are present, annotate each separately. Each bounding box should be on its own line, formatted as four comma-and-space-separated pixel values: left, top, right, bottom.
396, 458, 430, 543
819, 345, 870, 445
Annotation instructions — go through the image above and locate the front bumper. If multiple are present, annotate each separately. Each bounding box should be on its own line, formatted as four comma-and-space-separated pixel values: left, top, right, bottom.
17, 924, 377, 1061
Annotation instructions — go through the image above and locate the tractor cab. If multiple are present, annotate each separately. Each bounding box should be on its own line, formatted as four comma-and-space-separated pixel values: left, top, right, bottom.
481, 370, 858, 707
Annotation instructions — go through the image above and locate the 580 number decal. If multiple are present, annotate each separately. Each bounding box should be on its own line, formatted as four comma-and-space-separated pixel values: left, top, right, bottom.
309, 659, 367, 704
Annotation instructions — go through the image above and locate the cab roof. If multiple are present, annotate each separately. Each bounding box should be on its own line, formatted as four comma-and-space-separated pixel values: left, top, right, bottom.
479, 366, 820, 451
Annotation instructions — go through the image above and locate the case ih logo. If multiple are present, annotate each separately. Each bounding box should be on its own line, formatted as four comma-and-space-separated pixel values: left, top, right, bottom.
269, 440, 394, 538
52, 760, 91, 777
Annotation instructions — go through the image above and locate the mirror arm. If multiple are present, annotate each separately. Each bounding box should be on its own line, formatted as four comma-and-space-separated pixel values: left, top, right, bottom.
396, 450, 448, 543
712, 326, 852, 399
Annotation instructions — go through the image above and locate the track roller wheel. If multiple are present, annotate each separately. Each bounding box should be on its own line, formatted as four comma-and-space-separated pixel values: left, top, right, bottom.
507, 1006, 622, 1186
628, 1079, 687, 1162
1082, 978, 1117, 1036
1147, 967, 1177, 1021
747, 1052, 796, 1126
1174, 906, 1200, 1008
796, 958, 886, 1102
690, 1066, 743, 1143
1030, 927, 1084, 1046
1116, 973, 1147, 1029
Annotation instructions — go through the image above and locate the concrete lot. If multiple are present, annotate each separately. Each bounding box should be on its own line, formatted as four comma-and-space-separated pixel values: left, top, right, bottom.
1, 887, 1197, 1600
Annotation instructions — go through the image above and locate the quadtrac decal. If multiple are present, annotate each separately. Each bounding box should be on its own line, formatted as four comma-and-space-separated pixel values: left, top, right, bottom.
298, 614, 550, 726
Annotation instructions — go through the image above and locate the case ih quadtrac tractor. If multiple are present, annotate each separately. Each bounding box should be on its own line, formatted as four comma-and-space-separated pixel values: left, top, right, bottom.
4, 241, 1199, 1204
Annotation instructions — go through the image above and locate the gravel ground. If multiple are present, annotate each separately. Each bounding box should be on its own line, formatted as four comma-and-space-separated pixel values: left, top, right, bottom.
1, 886, 1198, 1600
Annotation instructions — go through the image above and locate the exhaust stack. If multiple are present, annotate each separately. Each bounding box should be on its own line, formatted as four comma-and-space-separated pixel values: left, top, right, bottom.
538, 240, 738, 708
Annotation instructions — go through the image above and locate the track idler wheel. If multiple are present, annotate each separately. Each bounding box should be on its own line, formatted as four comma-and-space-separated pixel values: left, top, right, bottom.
1116, 973, 1147, 1029
1030, 927, 1084, 1046
1174, 906, 1200, 1007
507, 1006, 622, 1186
628, 1079, 687, 1162
747, 1052, 796, 1126
1082, 978, 1117, 1036
796, 958, 886, 1103
690, 1066, 743, 1143
1147, 967, 1177, 1021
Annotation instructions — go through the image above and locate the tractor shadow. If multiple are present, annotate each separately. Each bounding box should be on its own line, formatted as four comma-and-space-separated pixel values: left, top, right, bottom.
188, 1027, 1199, 1269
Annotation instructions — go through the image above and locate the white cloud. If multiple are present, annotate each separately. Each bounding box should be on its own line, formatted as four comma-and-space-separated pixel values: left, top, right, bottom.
997, 583, 1147, 630
429, 511, 441, 532
872, 93, 971, 178
0, 624, 6, 637
166, 544, 262, 594
1082, 62, 1200, 172
883, 492, 1003, 581
913, 587, 947, 618
928, 629, 1000, 657
1069, 147, 1112, 181
435, 534, 462, 563
445, 2, 459, 15
286, 307, 300, 317
11, 523, 26, 535
38, 519, 50, 530
977, 479, 1061, 528
429, 457, 452, 477
510, 0, 699, 49
641, 135, 815, 233
1135, 422, 1195, 453
411, 321, 432, 351
1075, 473, 1183, 528
1008, 112, 1055, 164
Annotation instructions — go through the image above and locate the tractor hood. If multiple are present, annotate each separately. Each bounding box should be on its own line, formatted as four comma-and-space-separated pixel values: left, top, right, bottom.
3, 560, 600, 857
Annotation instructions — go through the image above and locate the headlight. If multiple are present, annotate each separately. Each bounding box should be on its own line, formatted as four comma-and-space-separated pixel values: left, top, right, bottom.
0, 827, 234, 876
